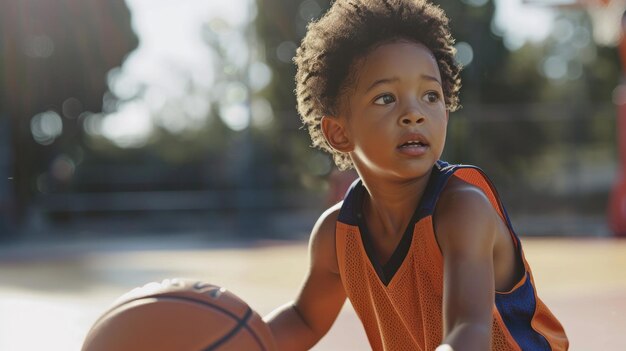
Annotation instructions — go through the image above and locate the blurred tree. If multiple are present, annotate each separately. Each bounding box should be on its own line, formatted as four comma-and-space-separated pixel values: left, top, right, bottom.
443, 2, 620, 216
255, 0, 333, 191
13, 3, 300, 237
437, 0, 552, 182
0, 0, 138, 235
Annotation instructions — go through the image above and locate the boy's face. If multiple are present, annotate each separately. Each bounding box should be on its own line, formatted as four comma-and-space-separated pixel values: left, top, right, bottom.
333, 40, 448, 181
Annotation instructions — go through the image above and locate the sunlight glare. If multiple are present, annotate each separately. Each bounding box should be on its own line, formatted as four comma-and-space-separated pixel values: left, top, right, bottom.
220, 104, 250, 131
493, 0, 555, 50
101, 102, 153, 148
96, 0, 253, 146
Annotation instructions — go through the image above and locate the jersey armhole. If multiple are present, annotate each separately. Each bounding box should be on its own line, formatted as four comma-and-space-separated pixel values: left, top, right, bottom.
431, 167, 526, 292
452, 167, 529, 295
451, 167, 520, 252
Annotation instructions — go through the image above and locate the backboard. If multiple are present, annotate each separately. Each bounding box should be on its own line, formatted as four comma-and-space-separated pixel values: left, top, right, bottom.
524, 0, 626, 46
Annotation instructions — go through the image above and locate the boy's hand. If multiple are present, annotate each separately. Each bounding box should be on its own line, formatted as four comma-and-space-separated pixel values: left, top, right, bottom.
436, 345, 455, 351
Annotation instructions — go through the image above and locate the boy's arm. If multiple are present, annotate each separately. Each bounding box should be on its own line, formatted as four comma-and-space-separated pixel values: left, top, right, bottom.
434, 184, 499, 351
264, 204, 347, 351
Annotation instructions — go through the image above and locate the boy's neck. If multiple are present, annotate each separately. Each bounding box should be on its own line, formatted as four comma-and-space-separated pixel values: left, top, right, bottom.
359, 171, 432, 240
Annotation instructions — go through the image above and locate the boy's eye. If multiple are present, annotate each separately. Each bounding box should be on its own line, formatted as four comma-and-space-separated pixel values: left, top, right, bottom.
373, 94, 396, 105
423, 91, 440, 103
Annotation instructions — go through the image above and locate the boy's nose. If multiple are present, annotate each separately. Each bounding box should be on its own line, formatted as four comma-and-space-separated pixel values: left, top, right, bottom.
400, 111, 425, 125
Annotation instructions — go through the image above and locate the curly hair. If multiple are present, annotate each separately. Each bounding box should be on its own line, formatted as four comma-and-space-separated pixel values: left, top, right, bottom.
294, 0, 462, 170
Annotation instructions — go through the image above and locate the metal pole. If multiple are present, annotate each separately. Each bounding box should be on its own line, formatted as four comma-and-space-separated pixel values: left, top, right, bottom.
607, 10, 626, 236
0, 113, 16, 240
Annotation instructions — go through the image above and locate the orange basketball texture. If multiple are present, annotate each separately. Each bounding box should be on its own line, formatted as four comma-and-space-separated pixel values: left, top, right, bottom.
82, 279, 277, 351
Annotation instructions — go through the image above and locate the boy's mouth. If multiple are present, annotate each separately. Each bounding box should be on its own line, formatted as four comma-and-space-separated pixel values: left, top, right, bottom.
397, 133, 429, 149
397, 133, 429, 156
398, 140, 428, 148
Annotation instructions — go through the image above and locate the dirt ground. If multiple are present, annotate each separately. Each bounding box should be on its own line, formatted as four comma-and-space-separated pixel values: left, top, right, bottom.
0, 236, 624, 350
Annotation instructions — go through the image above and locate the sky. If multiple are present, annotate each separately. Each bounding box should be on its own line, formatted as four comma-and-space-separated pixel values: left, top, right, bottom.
93, 0, 558, 147
493, 0, 557, 50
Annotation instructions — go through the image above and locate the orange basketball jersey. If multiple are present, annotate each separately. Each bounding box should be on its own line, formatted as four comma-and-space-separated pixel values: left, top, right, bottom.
335, 161, 568, 350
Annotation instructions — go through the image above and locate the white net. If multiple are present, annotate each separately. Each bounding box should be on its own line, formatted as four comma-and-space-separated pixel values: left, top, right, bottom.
586, 0, 626, 46
523, 0, 626, 46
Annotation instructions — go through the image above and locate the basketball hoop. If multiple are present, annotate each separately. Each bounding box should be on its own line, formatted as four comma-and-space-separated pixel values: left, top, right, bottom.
524, 0, 626, 46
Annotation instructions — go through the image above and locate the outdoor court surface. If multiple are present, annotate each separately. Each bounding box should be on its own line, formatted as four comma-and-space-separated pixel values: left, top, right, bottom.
0, 236, 624, 350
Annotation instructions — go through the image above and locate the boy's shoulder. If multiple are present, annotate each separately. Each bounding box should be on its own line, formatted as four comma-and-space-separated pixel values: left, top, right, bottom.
438, 175, 494, 216
309, 202, 343, 274
436, 162, 499, 222
434, 170, 504, 253
316, 201, 343, 231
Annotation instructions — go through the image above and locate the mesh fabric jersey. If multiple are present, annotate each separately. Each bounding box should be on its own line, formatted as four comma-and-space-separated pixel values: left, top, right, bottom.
335, 160, 569, 351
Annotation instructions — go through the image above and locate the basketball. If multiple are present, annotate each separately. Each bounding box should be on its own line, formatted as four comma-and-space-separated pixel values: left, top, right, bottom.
82, 278, 277, 351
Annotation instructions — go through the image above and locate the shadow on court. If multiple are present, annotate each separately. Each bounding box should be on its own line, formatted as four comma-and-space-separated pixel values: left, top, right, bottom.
0, 235, 624, 350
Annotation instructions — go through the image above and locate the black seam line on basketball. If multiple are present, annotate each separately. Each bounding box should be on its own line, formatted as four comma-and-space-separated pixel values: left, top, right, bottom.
242, 313, 268, 351
203, 307, 253, 351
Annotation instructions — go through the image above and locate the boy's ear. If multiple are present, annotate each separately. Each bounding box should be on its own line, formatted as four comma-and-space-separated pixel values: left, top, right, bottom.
321, 116, 353, 153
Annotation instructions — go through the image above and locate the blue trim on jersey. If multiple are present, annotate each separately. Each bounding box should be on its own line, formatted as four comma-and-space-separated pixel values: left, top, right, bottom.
414, 160, 458, 219
337, 160, 523, 250
337, 160, 454, 226
495, 274, 551, 350
337, 178, 362, 226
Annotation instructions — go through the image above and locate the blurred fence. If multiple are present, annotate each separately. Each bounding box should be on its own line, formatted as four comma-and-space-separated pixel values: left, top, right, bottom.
2, 101, 619, 239
446, 101, 617, 236
27, 188, 324, 238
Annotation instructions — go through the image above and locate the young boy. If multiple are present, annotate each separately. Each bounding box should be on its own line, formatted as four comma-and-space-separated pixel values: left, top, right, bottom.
265, 0, 569, 350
